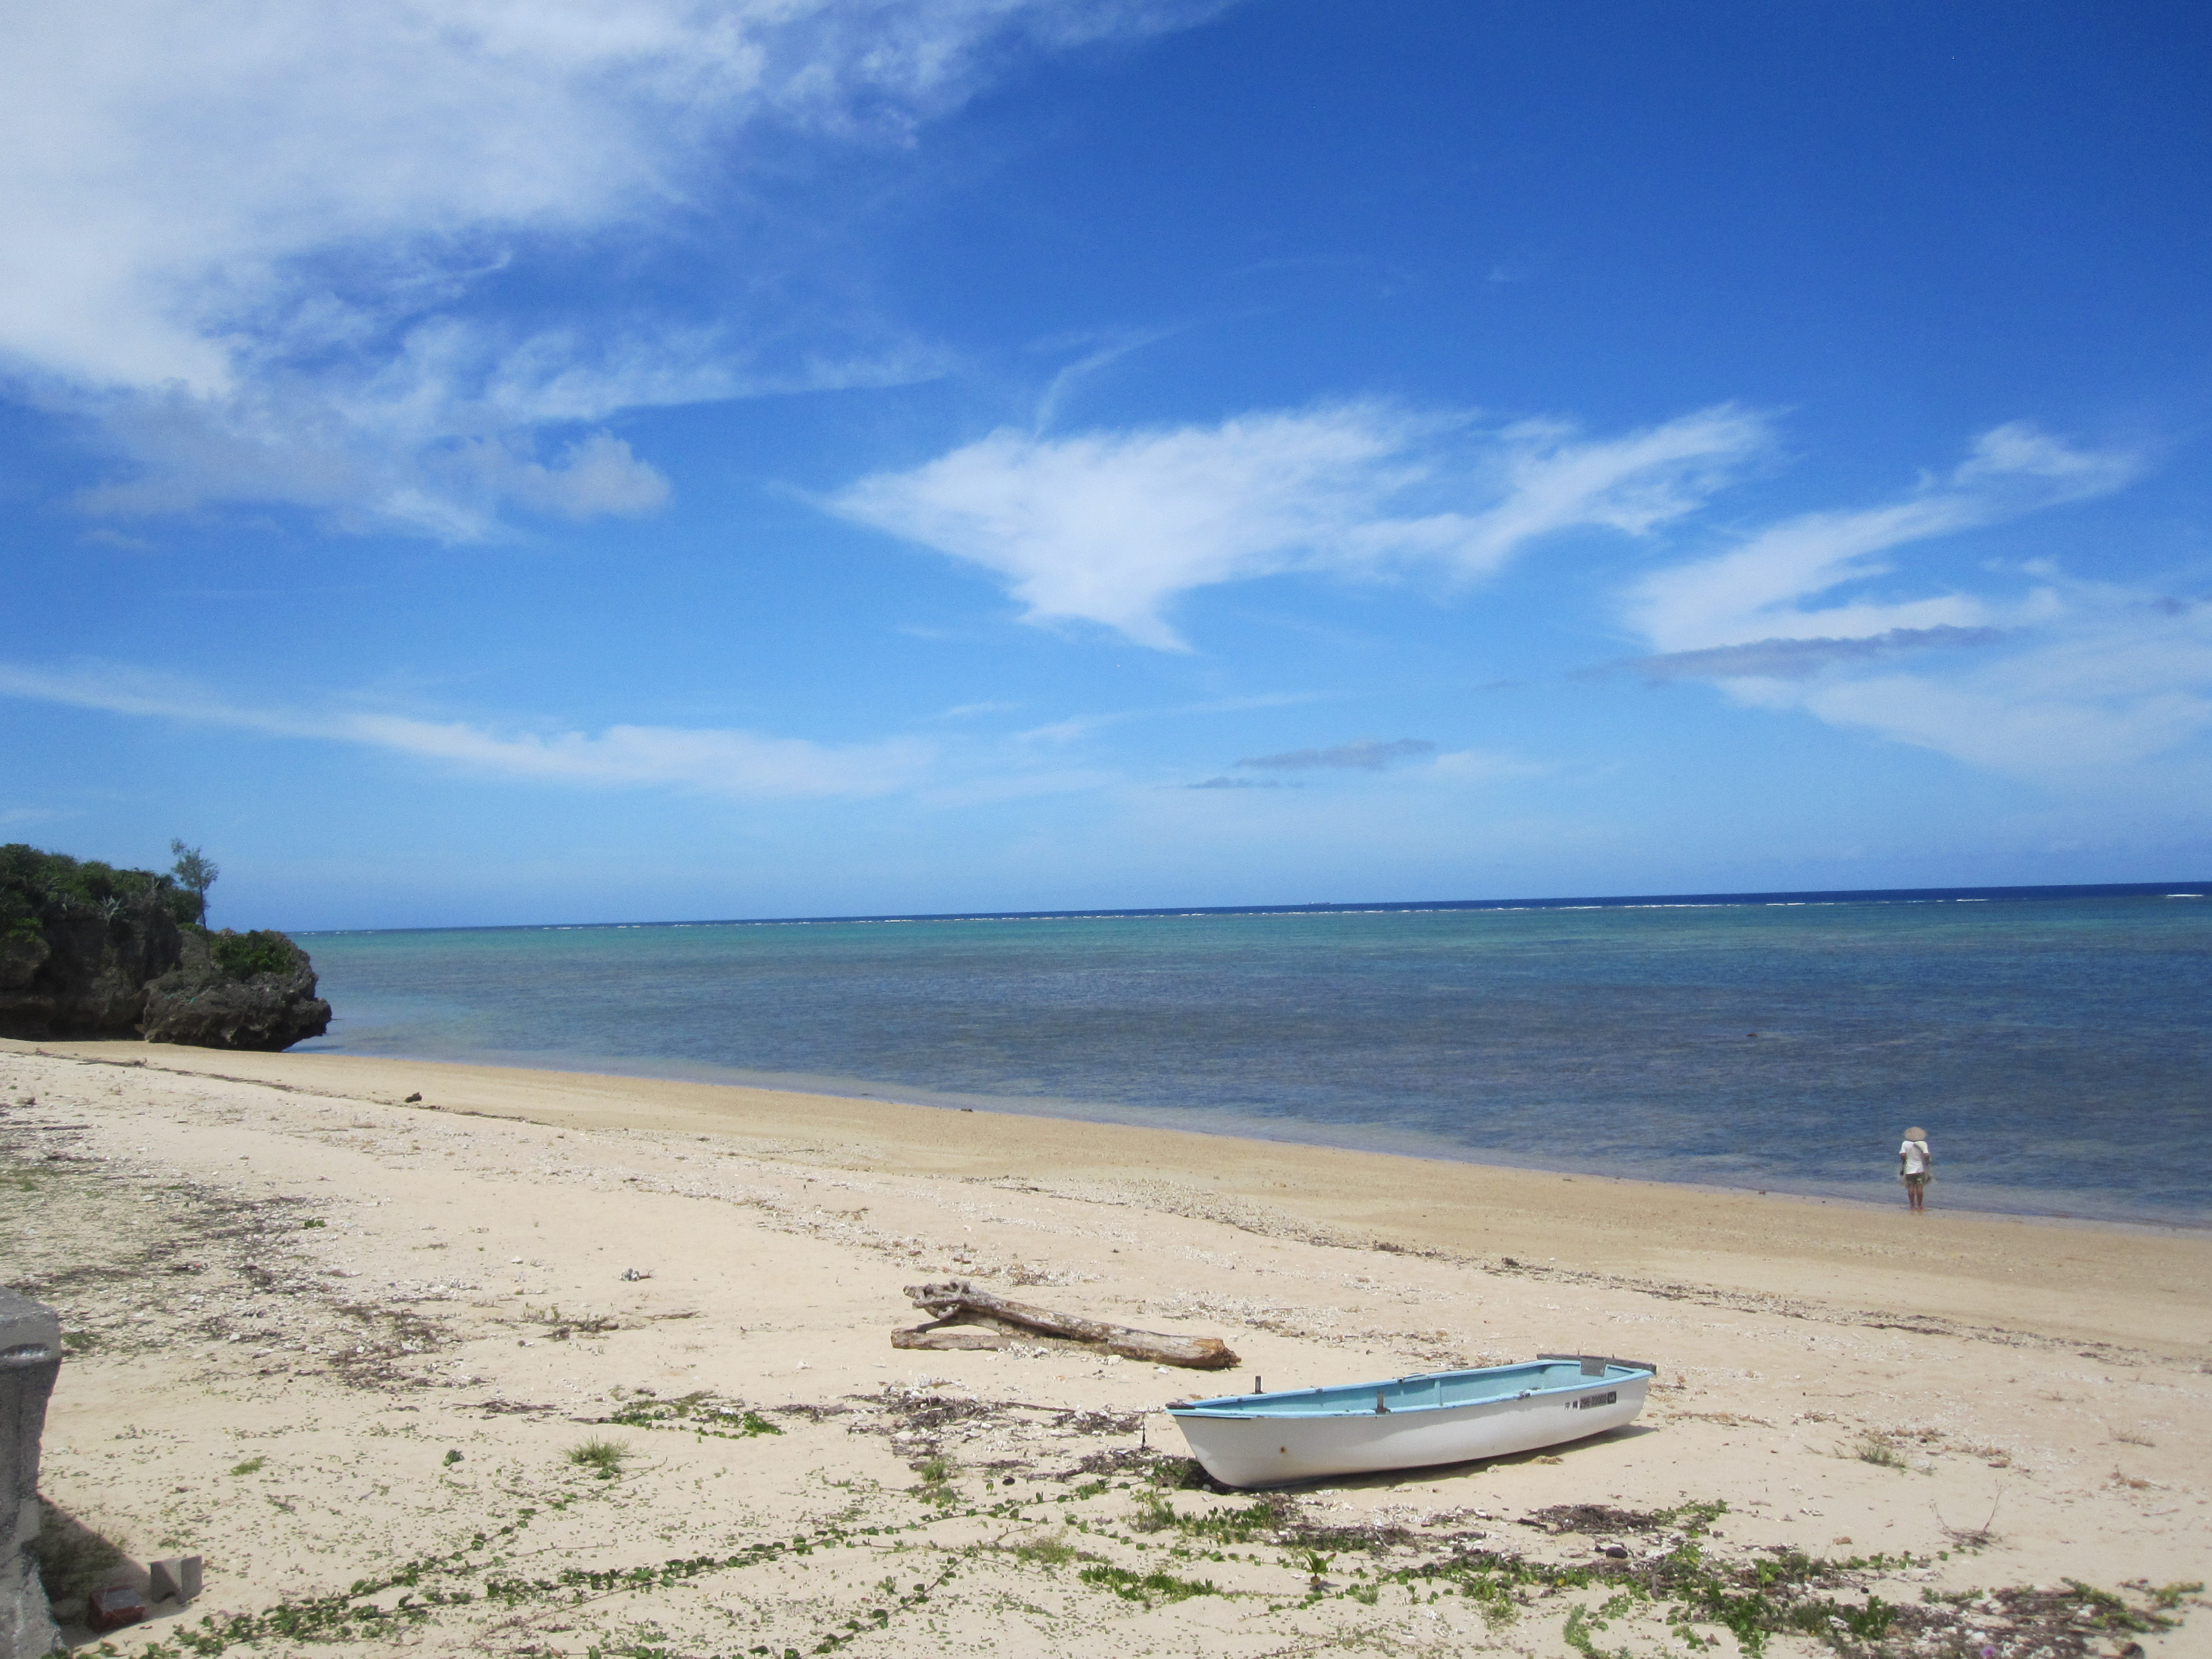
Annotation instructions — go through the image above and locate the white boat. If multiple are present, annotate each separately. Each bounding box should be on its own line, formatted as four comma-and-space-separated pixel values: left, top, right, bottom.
1166, 1354, 1653, 1488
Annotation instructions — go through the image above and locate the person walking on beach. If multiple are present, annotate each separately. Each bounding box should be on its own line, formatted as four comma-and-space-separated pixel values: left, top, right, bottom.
1898, 1127, 1933, 1212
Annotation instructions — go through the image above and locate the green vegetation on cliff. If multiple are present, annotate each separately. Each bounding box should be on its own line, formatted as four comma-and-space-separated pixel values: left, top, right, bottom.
208, 929, 299, 978
0, 843, 204, 942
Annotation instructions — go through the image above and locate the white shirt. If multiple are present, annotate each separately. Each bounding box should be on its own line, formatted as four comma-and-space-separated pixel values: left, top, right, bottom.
1900, 1139, 1931, 1175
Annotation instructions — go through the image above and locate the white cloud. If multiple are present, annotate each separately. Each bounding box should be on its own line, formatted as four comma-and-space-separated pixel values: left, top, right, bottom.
1629, 423, 2136, 653
1786, 600, 2212, 778
0, 661, 931, 799
75, 392, 676, 538
830, 401, 1767, 648
1803, 672, 2209, 776
0, 0, 1224, 532
1618, 425, 2212, 782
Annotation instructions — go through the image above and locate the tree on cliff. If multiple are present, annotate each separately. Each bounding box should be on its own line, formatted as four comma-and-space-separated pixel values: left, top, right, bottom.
168, 840, 218, 925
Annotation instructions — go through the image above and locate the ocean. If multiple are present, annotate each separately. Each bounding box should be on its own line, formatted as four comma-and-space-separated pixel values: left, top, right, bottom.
293, 885, 2212, 1227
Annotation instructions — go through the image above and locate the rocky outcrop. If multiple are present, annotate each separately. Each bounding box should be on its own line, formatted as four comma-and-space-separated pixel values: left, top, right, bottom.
140, 930, 331, 1052
0, 894, 185, 1039
0, 845, 328, 1050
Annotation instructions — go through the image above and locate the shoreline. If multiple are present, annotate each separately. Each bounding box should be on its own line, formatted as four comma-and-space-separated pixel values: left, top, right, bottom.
15, 1036, 2212, 1356
286, 893, 2212, 1241
245, 1036, 2212, 1232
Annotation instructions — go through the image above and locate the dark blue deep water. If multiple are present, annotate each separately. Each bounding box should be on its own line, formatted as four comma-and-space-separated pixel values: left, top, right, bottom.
294, 892, 2212, 1225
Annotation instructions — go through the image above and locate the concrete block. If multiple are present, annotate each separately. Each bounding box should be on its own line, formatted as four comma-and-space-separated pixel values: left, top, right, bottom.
0, 1287, 62, 1659
149, 1556, 201, 1604
87, 1583, 146, 1633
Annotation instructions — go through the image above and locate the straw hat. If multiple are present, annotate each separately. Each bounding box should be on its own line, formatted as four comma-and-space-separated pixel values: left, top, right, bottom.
1904, 1127, 1927, 1140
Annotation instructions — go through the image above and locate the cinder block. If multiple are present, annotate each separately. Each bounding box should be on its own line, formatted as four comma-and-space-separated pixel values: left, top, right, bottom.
88, 1583, 147, 1633
150, 1556, 202, 1604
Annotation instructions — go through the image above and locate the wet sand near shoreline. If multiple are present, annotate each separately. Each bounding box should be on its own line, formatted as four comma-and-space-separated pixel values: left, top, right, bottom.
29, 1040, 2210, 1355
4, 1037, 2207, 1657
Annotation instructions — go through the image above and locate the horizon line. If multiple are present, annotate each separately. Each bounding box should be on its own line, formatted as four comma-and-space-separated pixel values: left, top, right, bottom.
295, 878, 2211, 936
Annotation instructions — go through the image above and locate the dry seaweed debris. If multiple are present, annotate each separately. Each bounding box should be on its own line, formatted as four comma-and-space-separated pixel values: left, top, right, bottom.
1881, 1579, 2204, 1659
836, 1383, 1147, 1469
1519, 1503, 1668, 1535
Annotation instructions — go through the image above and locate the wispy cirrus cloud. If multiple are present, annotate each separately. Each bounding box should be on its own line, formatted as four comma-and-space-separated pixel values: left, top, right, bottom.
830, 401, 1769, 648
1238, 737, 1435, 771
1615, 624, 2011, 684
1, 0, 1228, 535
1013, 690, 1332, 746
1784, 595, 2212, 777
1615, 424, 2212, 781
935, 700, 1024, 719
0, 661, 930, 799
1186, 742, 1547, 792
1628, 423, 2137, 654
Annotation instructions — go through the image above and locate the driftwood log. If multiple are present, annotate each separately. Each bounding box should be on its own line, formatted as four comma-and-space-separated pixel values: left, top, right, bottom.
891, 1280, 1240, 1370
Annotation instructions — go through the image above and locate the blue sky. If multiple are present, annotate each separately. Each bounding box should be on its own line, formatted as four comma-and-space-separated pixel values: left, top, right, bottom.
4, 1, 2210, 928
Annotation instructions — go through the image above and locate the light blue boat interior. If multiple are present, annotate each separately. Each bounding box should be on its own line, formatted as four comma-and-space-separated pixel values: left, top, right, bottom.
1170, 1359, 1650, 1419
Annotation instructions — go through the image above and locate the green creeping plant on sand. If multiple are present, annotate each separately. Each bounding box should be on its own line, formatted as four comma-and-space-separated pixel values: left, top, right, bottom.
604, 1390, 783, 1439
84, 1481, 2203, 1659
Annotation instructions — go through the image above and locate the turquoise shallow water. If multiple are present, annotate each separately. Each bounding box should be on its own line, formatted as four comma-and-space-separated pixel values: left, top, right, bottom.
294, 893, 2212, 1225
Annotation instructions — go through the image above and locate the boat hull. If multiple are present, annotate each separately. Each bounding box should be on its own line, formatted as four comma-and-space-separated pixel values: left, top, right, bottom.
1169, 1366, 1649, 1488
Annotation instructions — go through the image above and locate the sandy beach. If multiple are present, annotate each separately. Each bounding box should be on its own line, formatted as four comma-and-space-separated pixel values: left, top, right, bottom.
3, 1036, 2206, 1658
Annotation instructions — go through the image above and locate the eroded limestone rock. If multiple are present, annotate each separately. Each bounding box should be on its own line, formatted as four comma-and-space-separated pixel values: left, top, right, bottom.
140, 930, 331, 1052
